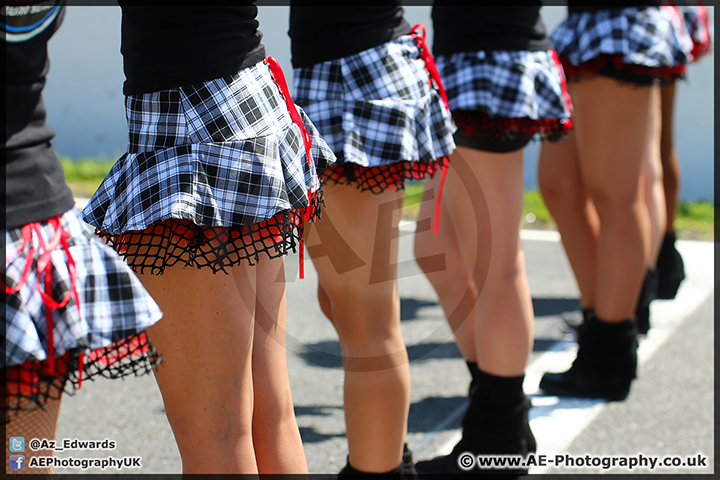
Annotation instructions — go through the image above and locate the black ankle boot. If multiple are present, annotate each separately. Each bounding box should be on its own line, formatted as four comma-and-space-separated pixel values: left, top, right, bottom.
635, 268, 658, 335
561, 307, 595, 336
540, 313, 638, 401
657, 231, 685, 299
401, 443, 417, 478
339, 446, 416, 478
338, 462, 403, 477
415, 366, 535, 477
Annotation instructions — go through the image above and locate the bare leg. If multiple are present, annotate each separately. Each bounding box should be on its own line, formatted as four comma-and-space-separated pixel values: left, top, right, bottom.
660, 81, 681, 232
414, 172, 478, 361
439, 147, 534, 376
139, 263, 258, 474
5, 396, 62, 475
305, 181, 409, 473
252, 256, 308, 474
538, 127, 600, 310
642, 85, 666, 267
572, 77, 652, 322
413, 146, 536, 476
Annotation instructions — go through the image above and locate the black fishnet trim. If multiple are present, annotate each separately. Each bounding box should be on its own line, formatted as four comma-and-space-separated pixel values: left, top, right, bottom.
561, 54, 687, 87
320, 157, 450, 195
97, 188, 325, 276
80, 332, 160, 381
2, 333, 159, 423
451, 110, 573, 144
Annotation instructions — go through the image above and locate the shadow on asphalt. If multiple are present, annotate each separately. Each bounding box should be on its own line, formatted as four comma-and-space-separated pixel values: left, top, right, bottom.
401, 297, 439, 321
408, 395, 467, 433
299, 426, 346, 444
295, 396, 471, 438
296, 341, 464, 369
296, 341, 342, 368
400, 296, 582, 321
296, 296, 583, 367
533, 338, 565, 352
532, 297, 582, 317
407, 342, 463, 362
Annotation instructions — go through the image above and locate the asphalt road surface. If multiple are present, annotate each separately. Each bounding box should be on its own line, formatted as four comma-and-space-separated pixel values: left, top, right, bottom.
52, 209, 714, 476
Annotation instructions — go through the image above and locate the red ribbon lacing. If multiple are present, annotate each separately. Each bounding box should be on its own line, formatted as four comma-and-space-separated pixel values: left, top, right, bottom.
3, 217, 84, 384
410, 23, 450, 235
264, 56, 315, 279
551, 49, 574, 131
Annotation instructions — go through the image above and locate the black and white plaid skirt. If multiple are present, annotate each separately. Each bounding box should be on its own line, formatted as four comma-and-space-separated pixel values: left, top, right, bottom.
436, 49, 574, 144
293, 34, 456, 193
677, 5, 712, 62
3, 207, 162, 417
551, 6, 692, 85
81, 59, 336, 275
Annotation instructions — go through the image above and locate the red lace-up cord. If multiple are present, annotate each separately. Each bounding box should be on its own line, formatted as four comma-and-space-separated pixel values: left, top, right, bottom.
264, 56, 316, 279
551, 49, 574, 131
410, 23, 450, 235
3, 217, 84, 383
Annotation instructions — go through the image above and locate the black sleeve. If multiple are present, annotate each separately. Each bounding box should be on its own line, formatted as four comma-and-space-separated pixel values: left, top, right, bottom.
568, 1, 663, 14
431, 5, 552, 56
119, 3, 266, 95
289, 3, 412, 68
3, 1, 75, 228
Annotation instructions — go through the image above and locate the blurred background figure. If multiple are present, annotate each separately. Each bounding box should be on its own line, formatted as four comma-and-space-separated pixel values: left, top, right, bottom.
538, 2, 691, 401
656, 2, 712, 302
4, 2, 162, 474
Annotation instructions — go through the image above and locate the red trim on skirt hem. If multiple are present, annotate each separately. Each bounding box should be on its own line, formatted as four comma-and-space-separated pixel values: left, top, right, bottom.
96, 189, 324, 276
560, 54, 687, 85
3, 332, 159, 421
320, 157, 450, 195
451, 110, 573, 143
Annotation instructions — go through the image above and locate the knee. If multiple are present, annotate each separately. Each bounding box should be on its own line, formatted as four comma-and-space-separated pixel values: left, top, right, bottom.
317, 283, 334, 322
413, 230, 444, 276
538, 170, 584, 212
253, 388, 296, 430
586, 186, 640, 221
173, 416, 253, 454
332, 296, 401, 349
482, 249, 525, 287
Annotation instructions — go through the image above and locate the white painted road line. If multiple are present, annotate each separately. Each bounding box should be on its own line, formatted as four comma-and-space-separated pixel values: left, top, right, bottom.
527, 239, 713, 473
400, 218, 561, 243
75, 206, 711, 473
74, 197, 90, 210
407, 228, 714, 474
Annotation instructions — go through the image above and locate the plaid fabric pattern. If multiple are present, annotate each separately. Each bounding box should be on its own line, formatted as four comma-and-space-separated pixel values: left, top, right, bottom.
435, 50, 573, 126
293, 35, 456, 170
3, 208, 163, 368
678, 5, 713, 62
551, 7, 692, 71
82, 60, 335, 235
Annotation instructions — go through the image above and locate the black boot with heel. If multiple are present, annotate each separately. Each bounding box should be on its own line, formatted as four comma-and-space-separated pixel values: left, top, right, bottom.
657, 231, 685, 299
635, 268, 658, 335
540, 313, 638, 401
415, 363, 536, 477
338, 443, 417, 478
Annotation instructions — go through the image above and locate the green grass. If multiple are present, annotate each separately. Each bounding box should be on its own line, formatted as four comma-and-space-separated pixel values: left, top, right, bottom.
402, 181, 425, 220
59, 155, 116, 198
674, 201, 715, 240
402, 180, 713, 241
522, 190, 555, 230
61, 157, 714, 241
